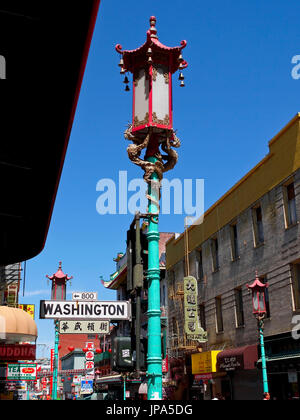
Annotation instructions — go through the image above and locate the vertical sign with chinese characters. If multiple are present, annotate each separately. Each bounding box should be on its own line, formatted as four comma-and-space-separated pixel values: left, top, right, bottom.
183, 276, 207, 342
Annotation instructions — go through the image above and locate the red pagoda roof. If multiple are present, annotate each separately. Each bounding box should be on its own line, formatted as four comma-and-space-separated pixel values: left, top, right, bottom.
116, 16, 188, 74
46, 261, 73, 281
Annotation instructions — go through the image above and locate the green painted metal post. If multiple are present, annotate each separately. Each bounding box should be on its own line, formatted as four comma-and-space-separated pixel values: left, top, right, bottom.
123, 375, 126, 400
259, 320, 269, 394
52, 320, 59, 400
146, 156, 162, 400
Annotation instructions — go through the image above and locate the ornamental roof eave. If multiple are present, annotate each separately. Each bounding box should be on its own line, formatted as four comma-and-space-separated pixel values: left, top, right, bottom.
101, 264, 127, 290
115, 17, 188, 74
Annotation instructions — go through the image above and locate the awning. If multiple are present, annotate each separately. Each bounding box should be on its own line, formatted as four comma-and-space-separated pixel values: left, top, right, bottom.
217, 344, 258, 372
0, 306, 38, 343
97, 374, 122, 384
257, 354, 300, 364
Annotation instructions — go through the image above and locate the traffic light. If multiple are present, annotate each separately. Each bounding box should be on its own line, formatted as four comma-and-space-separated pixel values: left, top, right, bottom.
111, 336, 134, 371
126, 217, 148, 292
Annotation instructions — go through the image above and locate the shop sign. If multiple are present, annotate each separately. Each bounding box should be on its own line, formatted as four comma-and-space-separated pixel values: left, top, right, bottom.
191, 351, 220, 374
194, 373, 213, 381
218, 355, 243, 372
0, 344, 36, 361
81, 379, 93, 394
18, 304, 35, 319
6, 363, 37, 381
40, 300, 130, 320
162, 355, 168, 373
85, 351, 94, 361
183, 276, 207, 342
85, 361, 94, 371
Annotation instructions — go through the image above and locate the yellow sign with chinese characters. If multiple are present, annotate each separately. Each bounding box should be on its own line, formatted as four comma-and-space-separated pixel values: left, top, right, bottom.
191, 351, 221, 374
18, 304, 35, 319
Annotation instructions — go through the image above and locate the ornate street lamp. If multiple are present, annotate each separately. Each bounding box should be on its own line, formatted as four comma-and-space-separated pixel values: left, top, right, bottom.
116, 16, 187, 400
46, 262, 73, 400
247, 272, 269, 395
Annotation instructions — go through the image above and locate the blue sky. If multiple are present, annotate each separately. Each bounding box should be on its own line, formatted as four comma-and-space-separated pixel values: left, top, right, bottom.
20, 0, 300, 356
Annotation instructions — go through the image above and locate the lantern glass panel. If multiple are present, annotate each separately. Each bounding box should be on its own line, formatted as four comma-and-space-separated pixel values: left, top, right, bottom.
253, 291, 259, 312
259, 290, 266, 313
134, 68, 149, 126
152, 64, 170, 125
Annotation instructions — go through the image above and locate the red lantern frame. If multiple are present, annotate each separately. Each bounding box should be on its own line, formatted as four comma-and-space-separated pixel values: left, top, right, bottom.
116, 16, 188, 138
247, 272, 269, 315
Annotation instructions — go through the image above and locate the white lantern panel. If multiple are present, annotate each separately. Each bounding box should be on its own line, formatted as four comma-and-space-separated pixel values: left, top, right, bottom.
134, 68, 149, 125
152, 65, 170, 125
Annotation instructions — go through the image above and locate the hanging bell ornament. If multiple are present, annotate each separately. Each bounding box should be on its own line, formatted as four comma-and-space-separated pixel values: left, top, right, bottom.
180, 80, 185, 87
147, 47, 153, 56
179, 62, 184, 70
120, 67, 126, 74
125, 85, 130, 92
148, 56, 153, 64
178, 72, 184, 81
118, 57, 124, 67
178, 54, 184, 62
123, 76, 129, 84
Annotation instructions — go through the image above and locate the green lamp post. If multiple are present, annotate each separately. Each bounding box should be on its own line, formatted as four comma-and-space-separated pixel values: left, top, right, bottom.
247, 272, 269, 395
116, 16, 187, 400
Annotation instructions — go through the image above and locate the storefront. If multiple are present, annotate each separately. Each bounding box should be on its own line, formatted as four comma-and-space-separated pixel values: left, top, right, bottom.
258, 332, 300, 400
216, 344, 262, 400
96, 374, 142, 400
0, 306, 38, 400
191, 350, 223, 400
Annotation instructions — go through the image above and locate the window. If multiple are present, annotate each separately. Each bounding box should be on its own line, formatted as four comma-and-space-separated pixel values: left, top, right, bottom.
252, 205, 264, 246
291, 263, 300, 310
215, 296, 224, 333
211, 237, 220, 272
283, 182, 297, 227
197, 249, 204, 280
260, 276, 271, 318
199, 304, 206, 331
234, 288, 244, 327
230, 223, 239, 260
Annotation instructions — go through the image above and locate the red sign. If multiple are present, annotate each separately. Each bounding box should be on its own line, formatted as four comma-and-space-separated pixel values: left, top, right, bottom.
0, 344, 36, 361
194, 373, 213, 381
162, 355, 168, 373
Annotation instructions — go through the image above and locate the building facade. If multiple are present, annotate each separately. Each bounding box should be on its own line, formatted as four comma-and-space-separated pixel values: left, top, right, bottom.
166, 114, 300, 400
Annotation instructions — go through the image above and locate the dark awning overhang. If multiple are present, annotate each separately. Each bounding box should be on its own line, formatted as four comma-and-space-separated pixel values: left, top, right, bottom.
217, 344, 258, 372
0, 0, 101, 265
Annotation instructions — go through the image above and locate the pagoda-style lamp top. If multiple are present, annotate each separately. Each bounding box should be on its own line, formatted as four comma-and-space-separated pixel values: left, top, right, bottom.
116, 16, 188, 138
46, 261, 73, 301
247, 271, 268, 315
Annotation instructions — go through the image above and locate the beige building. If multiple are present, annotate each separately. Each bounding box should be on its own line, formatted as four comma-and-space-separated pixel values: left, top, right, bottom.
166, 114, 300, 400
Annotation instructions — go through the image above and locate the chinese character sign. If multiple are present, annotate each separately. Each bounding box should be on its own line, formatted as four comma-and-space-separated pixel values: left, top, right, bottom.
58, 320, 110, 334
184, 276, 207, 342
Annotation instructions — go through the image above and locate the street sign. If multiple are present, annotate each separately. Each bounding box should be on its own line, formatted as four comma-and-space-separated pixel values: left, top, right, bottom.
40, 300, 130, 320
72, 292, 98, 301
7, 364, 37, 381
59, 320, 110, 335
